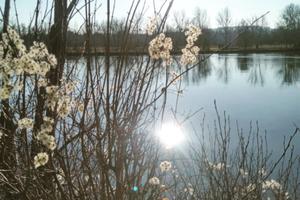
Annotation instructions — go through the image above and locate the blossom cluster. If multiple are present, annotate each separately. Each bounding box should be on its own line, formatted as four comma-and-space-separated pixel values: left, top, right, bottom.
160, 161, 172, 172
146, 16, 158, 35
149, 176, 160, 185
148, 161, 173, 188
36, 117, 56, 151
33, 152, 49, 169
0, 27, 57, 100
45, 81, 75, 118
184, 183, 194, 196
262, 179, 283, 192
78, 102, 85, 113
1, 27, 26, 57
57, 168, 66, 185
259, 168, 267, 178
148, 33, 173, 65
180, 24, 201, 65
207, 162, 226, 171
0, 27, 59, 168
244, 177, 289, 199
245, 183, 256, 193
18, 118, 34, 129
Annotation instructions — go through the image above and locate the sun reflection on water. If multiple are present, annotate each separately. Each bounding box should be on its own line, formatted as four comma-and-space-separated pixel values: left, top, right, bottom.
156, 122, 185, 149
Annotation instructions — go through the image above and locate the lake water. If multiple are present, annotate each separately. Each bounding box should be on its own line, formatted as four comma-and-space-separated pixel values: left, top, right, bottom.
68, 53, 300, 155
164, 53, 300, 154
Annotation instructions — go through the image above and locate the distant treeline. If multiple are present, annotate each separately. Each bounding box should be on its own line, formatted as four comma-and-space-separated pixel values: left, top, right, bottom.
18, 26, 298, 54
6, 3, 300, 53
63, 26, 300, 53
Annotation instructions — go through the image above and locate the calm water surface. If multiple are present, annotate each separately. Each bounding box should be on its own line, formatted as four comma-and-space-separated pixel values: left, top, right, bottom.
69, 53, 300, 154
166, 53, 300, 153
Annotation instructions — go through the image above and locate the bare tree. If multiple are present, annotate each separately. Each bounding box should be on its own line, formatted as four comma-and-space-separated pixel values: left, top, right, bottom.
253, 16, 268, 48
280, 3, 300, 30
173, 10, 190, 31
192, 7, 209, 29
279, 3, 300, 46
237, 19, 252, 49
192, 7, 210, 49
0, 1, 17, 199
217, 7, 232, 47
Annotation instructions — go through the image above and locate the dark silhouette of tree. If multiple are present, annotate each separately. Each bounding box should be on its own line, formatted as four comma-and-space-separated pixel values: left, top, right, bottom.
193, 7, 209, 29
217, 7, 232, 48
173, 10, 190, 31
193, 8, 211, 50
279, 3, 300, 47
237, 19, 253, 49
0, 1, 18, 198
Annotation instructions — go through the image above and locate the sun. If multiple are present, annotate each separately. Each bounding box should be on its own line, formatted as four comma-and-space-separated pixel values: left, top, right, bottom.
156, 122, 185, 149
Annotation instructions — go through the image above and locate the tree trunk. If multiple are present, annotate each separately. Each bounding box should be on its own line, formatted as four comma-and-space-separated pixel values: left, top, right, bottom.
0, 1, 19, 199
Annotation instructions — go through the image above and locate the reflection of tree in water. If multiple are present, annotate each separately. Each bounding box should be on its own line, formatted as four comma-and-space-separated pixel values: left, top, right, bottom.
277, 58, 300, 85
182, 56, 212, 85
197, 59, 212, 80
248, 64, 265, 86
217, 55, 230, 83
237, 54, 252, 72
133, 54, 300, 87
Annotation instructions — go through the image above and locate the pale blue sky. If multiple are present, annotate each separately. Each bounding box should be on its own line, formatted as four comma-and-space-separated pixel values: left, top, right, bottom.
173, 0, 298, 27
1, 0, 298, 28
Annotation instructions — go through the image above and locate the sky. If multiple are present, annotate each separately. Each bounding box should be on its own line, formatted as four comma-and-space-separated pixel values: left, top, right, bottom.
1, 0, 299, 29
173, 0, 298, 27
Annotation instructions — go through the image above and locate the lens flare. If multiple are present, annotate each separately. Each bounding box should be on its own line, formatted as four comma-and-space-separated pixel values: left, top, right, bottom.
156, 122, 184, 148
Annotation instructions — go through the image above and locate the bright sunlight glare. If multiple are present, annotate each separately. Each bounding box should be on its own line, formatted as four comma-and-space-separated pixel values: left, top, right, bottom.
156, 122, 185, 149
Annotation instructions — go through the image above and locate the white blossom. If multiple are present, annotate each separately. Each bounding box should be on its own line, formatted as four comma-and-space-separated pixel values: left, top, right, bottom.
46, 85, 59, 95
0, 41, 4, 58
184, 24, 201, 47
0, 27, 56, 103
263, 179, 282, 191
146, 16, 158, 35
64, 82, 76, 94
36, 117, 56, 150
0, 85, 13, 100
180, 24, 201, 65
149, 177, 160, 185
34, 152, 49, 168
57, 168, 65, 185
148, 33, 173, 65
207, 162, 226, 171
184, 183, 194, 195
180, 47, 197, 65
78, 102, 85, 113
246, 183, 256, 193
57, 96, 72, 118
239, 168, 249, 177
6, 27, 26, 55
160, 184, 167, 190
48, 54, 57, 67
36, 131, 56, 151
41, 116, 55, 132
0, 130, 3, 140
57, 174, 65, 185
160, 161, 172, 172
18, 118, 34, 129
38, 78, 48, 87
259, 168, 267, 178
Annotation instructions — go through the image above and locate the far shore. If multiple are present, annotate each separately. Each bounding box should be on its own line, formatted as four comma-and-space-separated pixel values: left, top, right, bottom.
66, 46, 300, 56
